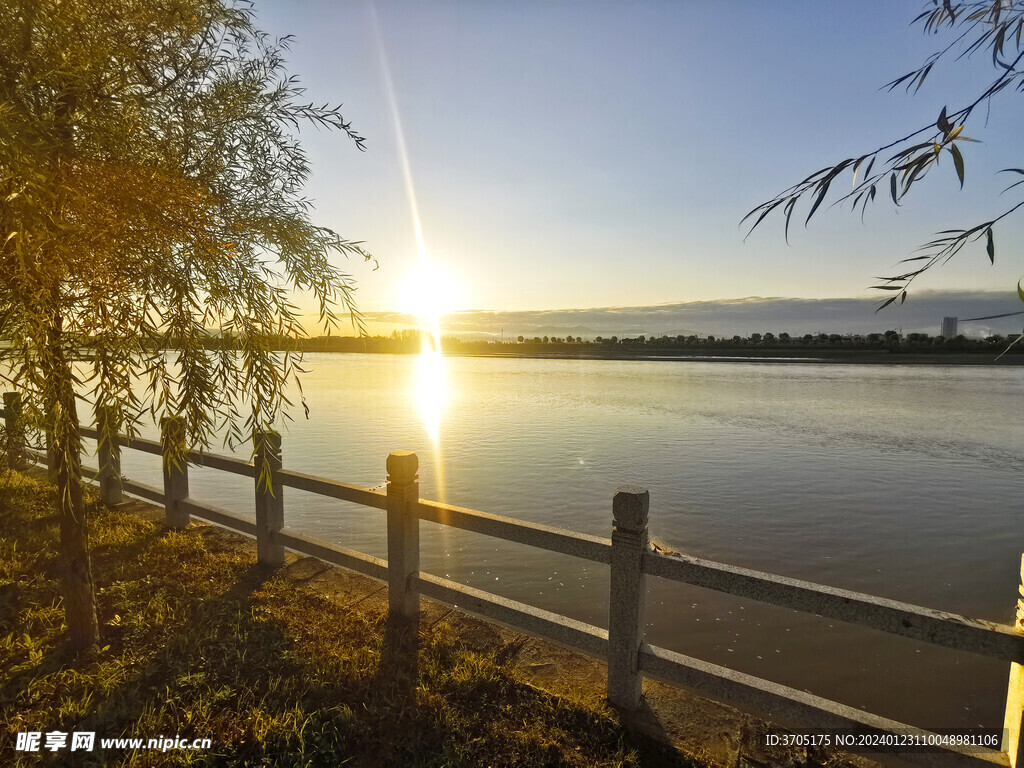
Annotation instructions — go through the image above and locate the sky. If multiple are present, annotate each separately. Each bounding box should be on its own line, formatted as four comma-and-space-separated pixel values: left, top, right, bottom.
253, 0, 1024, 335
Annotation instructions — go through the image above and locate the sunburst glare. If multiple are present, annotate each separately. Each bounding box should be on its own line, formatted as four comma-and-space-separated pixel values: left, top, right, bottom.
373, 6, 461, 501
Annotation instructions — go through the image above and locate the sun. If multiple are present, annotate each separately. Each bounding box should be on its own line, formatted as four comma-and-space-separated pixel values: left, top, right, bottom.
398, 262, 462, 320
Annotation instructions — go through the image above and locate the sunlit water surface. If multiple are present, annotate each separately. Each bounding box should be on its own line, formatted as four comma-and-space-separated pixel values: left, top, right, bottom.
79, 353, 1022, 730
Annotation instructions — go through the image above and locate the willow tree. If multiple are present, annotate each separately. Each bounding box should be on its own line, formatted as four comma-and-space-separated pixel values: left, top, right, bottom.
0, 0, 371, 649
744, 0, 1024, 311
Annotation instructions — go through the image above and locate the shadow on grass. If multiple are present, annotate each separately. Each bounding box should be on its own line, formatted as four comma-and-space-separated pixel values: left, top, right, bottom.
377, 615, 418, 699
59, 563, 292, 765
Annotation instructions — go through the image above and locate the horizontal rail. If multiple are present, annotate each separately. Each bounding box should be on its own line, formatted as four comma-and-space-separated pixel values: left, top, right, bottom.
187, 449, 255, 478
125, 435, 162, 456
274, 527, 387, 582
179, 498, 257, 537
644, 550, 1024, 663
24, 447, 46, 462
82, 426, 163, 457
417, 499, 612, 564
122, 479, 164, 505
278, 469, 387, 510
639, 643, 1006, 768
416, 572, 609, 658
84, 427, 246, 470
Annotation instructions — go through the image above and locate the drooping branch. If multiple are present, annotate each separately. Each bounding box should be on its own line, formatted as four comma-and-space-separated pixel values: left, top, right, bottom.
742, 0, 1024, 308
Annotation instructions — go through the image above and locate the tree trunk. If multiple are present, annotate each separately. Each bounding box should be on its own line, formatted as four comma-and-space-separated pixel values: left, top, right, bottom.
44, 79, 99, 650
47, 321, 99, 651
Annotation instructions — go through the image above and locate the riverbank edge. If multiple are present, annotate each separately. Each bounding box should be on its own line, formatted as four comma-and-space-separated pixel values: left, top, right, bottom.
108, 493, 877, 768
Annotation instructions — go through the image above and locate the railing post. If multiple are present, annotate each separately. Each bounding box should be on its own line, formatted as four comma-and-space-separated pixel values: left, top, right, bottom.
161, 417, 189, 528
3, 392, 25, 470
1002, 554, 1024, 766
608, 484, 649, 713
386, 451, 420, 627
254, 430, 284, 566
97, 407, 123, 506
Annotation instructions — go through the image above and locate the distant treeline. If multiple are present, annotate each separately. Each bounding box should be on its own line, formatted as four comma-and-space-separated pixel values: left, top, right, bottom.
204, 328, 1022, 356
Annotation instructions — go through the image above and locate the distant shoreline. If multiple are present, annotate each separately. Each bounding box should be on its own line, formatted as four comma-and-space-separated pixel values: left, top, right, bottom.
445, 350, 1022, 365
305, 347, 1024, 366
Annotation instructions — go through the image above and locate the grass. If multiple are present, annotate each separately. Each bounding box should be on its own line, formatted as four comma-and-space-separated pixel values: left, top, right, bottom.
0, 472, 698, 767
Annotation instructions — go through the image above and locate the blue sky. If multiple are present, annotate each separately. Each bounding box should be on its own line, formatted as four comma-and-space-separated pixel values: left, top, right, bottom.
255, 1, 1024, 329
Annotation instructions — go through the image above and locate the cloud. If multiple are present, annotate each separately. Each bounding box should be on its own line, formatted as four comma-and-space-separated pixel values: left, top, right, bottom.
363, 291, 1024, 338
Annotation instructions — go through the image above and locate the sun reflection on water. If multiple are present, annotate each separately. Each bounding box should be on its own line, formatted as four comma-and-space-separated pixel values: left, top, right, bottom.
415, 339, 447, 443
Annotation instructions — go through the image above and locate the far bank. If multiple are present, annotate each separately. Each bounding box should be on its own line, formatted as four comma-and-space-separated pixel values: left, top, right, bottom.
241, 331, 1024, 365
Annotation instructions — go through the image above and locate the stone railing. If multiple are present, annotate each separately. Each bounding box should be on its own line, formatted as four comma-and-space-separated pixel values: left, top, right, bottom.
4, 392, 1022, 768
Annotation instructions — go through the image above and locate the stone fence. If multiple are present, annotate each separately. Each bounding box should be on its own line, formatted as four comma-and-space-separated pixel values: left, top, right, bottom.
4, 393, 1023, 768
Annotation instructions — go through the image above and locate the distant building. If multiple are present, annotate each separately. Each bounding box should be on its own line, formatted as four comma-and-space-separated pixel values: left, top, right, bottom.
941, 316, 958, 338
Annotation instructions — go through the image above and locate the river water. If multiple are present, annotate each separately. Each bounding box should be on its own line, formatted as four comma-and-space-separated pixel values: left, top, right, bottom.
88, 352, 1022, 730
